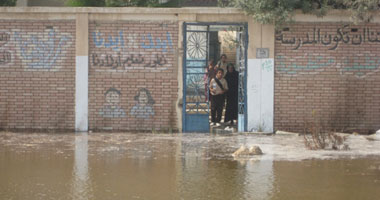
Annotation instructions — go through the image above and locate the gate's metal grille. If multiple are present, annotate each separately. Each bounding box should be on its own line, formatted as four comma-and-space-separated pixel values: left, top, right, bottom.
237, 31, 246, 115
185, 28, 209, 115
187, 32, 207, 59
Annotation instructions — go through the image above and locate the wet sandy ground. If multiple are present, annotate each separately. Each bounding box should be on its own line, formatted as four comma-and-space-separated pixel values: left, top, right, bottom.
1, 132, 380, 200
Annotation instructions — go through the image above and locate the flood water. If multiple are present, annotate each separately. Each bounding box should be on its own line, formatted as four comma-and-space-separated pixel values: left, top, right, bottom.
1, 132, 380, 200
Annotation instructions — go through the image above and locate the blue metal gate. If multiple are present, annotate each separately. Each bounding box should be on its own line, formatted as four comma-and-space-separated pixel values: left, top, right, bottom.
182, 22, 248, 133
182, 23, 210, 132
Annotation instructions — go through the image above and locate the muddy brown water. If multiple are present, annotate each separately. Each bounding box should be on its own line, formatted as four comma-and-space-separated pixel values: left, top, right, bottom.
1, 132, 380, 200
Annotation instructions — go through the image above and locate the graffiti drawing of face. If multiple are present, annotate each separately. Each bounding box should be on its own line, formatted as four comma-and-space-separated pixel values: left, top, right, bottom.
138, 90, 149, 105
134, 88, 155, 106
105, 88, 121, 108
106, 91, 120, 106
131, 88, 155, 119
100, 88, 126, 118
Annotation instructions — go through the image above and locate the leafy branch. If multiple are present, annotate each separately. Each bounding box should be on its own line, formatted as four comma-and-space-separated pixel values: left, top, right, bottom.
221, 0, 380, 26
0, 0, 17, 6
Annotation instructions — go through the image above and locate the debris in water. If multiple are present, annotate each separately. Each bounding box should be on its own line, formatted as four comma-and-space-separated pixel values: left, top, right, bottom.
232, 145, 263, 157
232, 145, 249, 157
275, 130, 300, 136
249, 146, 263, 155
365, 131, 380, 141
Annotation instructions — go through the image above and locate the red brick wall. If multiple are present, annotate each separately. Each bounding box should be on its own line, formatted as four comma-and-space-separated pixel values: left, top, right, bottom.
274, 22, 380, 133
0, 20, 75, 130
88, 21, 179, 131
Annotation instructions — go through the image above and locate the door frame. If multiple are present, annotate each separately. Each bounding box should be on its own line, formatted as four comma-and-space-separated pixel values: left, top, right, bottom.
182, 22, 248, 132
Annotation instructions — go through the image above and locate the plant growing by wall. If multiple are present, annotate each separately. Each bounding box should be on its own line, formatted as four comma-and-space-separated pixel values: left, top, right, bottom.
303, 110, 350, 150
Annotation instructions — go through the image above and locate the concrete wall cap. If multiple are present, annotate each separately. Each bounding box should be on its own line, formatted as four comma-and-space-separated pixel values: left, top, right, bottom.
0, 6, 242, 14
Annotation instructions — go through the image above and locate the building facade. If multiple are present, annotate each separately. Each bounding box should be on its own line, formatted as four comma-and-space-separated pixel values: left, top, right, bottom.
0, 7, 379, 133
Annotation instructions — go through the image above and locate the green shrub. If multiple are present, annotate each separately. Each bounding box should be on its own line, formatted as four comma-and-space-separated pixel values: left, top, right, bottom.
0, 0, 17, 6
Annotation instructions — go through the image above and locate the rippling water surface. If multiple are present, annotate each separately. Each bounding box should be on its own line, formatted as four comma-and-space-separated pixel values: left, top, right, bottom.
1, 132, 380, 200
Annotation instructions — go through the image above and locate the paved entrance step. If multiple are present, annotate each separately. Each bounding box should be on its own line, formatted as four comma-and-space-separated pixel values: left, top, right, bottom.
210, 123, 237, 134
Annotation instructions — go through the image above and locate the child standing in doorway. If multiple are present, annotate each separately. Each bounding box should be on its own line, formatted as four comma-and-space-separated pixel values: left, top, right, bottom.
209, 68, 228, 127
204, 59, 216, 102
216, 54, 228, 77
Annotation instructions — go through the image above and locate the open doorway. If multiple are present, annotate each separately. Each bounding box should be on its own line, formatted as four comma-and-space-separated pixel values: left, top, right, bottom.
182, 23, 248, 133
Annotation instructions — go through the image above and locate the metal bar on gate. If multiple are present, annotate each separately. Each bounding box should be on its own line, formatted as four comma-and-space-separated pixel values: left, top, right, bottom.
186, 30, 209, 33
182, 22, 187, 132
244, 23, 248, 132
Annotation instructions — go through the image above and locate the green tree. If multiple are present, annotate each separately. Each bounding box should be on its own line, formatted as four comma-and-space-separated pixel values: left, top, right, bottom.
0, 0, 17, 6
344, 0, 380, 22
66, 0, 105, 6
222, 0, 380, 26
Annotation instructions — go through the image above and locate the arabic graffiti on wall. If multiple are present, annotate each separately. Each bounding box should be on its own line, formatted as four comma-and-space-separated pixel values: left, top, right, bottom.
92, 52, 168, 70
276, 25, 380, 50
0, 32, 12, 65
0, 50, 11, 65
339, 54, 380, 77
276, 54, 336, 75
276, 53, 380, 78
91, 26, 175, 72
14, 29, 72, 70
0, 32, 10, 47
93, 31, 125, 51
141, 32, 173, 52
92, 31, 173, 52
275, 24, 380, 78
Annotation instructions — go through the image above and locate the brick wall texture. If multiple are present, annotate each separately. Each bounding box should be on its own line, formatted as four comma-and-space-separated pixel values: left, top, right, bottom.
0, 20, 75, 130
88, 21, 179, 131
1, 19, 378, 133
274, 22, 380, 133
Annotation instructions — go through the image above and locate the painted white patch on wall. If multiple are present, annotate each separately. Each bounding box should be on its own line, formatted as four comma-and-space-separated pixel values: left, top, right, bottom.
75, 56, 88, 132
247, 59, 274, 132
